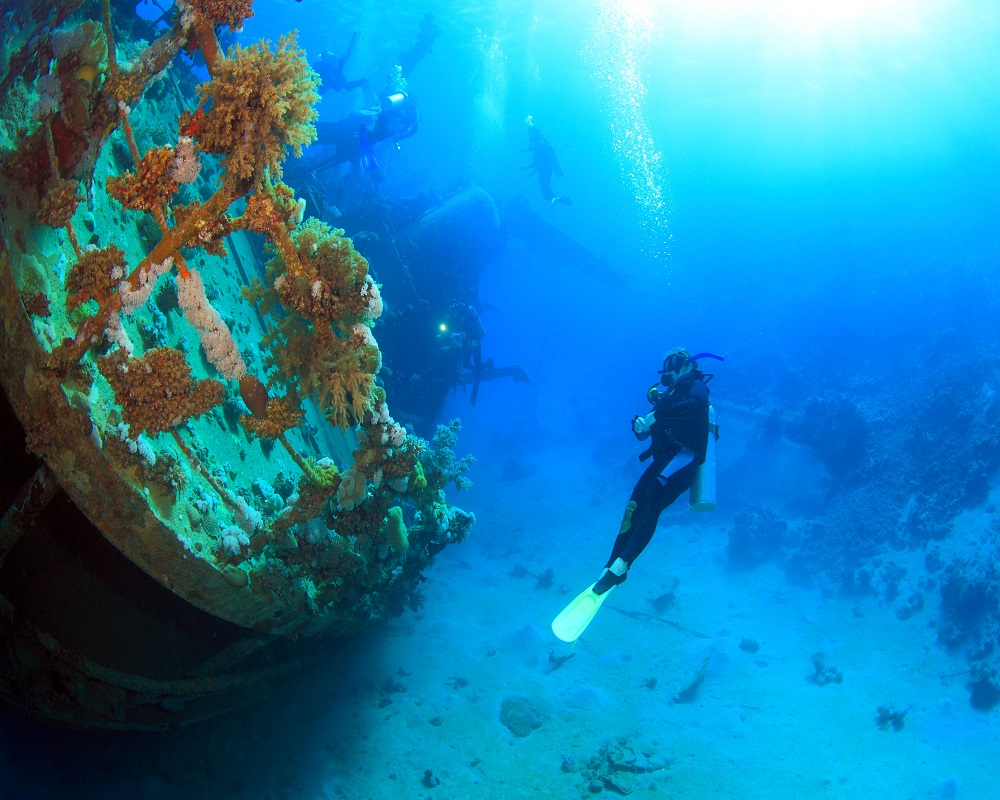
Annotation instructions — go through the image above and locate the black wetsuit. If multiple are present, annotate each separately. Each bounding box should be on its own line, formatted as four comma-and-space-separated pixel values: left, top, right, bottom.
315, 34, 369, 96
604, 371, 710, 569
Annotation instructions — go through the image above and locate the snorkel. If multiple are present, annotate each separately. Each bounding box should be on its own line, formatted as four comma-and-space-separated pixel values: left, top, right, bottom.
688, 352, 725, 364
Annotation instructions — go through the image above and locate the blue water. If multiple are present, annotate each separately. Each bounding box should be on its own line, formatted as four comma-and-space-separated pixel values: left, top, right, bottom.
240, 0, 1000, 425
3, 1, 1000, 798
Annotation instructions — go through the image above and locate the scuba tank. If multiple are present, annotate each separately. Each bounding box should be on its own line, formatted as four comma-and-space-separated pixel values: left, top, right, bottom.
689, 404, 718, 512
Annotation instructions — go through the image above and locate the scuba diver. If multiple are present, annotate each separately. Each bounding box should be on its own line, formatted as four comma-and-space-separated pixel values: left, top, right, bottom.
523, 116, 572, 208
437, 302, 530, 406
368, 91, 421, 163
298, 91, 421, 179
439, 302, 485, 377
553, 348, 724, 643
314, 33, 371, 97
398, 13, 441, 76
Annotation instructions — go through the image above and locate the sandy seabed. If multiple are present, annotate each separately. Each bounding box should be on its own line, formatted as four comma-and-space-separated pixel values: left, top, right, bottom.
1, 441, 995, 800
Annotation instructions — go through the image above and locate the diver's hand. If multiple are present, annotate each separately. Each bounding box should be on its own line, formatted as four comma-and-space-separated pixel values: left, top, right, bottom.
631, 414, 652, 438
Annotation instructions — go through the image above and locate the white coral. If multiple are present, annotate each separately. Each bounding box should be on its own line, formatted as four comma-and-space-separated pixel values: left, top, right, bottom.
105, 311, 134, 356
388, 422, 406, 447
33, 74, 62, 120
176, 268, 247, 381
335, 467, 368, 511
119, 256, 174, 313
172, 136, 201, 184
220, 525, 250, 556
386, 475, 409, 493
51, 26, 90, 60
235, 497, 263, 535
351, 322, 375, 347
361, 275, 383, 319
176, 0, 196, 31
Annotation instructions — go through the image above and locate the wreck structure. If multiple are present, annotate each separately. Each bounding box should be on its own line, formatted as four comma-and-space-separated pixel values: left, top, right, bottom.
0, 0, 473, 729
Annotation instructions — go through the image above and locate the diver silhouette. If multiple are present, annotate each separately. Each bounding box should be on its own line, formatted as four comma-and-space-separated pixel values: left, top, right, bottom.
524, 116, 572, 208
314, 32, 370, 97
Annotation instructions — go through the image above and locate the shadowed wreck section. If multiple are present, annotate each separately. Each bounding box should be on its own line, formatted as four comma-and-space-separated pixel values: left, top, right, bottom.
0, 0, 473, 729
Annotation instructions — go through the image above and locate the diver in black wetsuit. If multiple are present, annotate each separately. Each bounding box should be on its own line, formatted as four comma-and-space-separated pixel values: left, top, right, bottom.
437, 302, 529, 406
398, 13, 441, 76
299, 92, 420, 177
439, 302, 486, 376
593, 348, 717, 594
524, 117, 572, 207
315, 33, 371, 97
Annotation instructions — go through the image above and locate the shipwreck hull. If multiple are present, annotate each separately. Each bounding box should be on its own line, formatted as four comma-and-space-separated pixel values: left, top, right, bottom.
0, 408, 328, 732
0, 1, 474, 729
0, 217, 441, 730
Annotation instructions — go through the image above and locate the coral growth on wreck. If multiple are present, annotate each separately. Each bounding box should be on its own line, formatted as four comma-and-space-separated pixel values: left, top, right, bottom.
65, 244, 128, 311
194, 33, 319, 186
246, 217, 384, 430
0, 0, 474, 641
97, 347, 225, 436
106, 146, 179, 215
186, 0, 255, 31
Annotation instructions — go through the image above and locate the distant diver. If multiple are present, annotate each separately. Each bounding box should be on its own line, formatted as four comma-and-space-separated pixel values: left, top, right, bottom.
523, 116, 572, 208
552, 348, 723, 643
439, 302, 485, 378
398, 13, 441, 76
437, 302, 529, 406
314, 32, 371, 97
299, 91, 421, 177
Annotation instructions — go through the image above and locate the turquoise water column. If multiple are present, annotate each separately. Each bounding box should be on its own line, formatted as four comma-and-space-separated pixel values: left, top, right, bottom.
583, 0, 673, 261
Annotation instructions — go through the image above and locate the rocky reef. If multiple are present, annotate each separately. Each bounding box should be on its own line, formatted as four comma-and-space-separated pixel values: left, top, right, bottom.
936, 520, 1000, 709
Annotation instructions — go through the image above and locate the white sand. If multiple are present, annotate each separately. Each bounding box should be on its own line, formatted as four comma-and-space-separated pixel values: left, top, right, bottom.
1, 441, 995, 800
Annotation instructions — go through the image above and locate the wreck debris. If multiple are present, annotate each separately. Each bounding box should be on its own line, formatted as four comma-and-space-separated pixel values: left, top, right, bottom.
578, 737, 674, 795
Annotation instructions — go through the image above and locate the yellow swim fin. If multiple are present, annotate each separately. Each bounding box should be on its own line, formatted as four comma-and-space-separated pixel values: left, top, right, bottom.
551, 582, 616, 643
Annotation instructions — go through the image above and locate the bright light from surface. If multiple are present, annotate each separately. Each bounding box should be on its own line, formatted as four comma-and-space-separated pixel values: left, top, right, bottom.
659, 0, 920, 43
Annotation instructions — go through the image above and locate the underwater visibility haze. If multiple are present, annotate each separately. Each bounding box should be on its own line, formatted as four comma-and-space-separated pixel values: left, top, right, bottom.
0, 0, 998, 797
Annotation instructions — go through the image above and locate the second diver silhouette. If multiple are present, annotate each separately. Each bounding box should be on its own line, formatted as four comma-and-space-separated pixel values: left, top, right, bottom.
524, 116, 573, 208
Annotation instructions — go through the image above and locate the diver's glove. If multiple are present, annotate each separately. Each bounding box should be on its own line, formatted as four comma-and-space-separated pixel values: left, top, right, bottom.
631, 414, 652, 439
594, 558, 628, 595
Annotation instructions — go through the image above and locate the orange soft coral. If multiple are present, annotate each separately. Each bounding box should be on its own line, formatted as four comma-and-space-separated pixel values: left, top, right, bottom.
240, 395, 304, 440
187, 0, 254, 31
97, 347, 225, 436
244, 219, 384, 429
271, 458, 341, 536
36, 178, 82, 228
259, 318, 376, 429
193, 33, 319, 186
65, 244, 128, 311
237, 192, 281, 236
271, 218, 374, 324
234, 183, 301, 240
106, 146, 178, 215
172, 200, 231, 257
